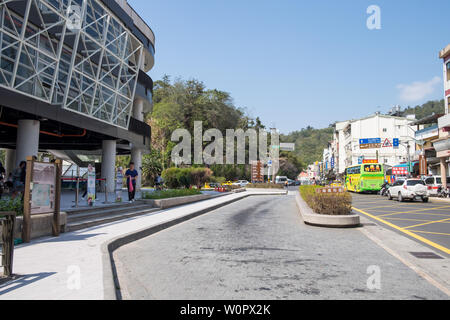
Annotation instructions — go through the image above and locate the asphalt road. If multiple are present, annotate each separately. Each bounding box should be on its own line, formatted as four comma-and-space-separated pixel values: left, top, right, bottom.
114, 194, 448, 300
352, 194, 450, 257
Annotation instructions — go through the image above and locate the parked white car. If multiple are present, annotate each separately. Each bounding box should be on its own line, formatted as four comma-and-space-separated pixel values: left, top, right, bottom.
233, 180, 249, 187
388, 179, 429, 203
423, 176, 450, 196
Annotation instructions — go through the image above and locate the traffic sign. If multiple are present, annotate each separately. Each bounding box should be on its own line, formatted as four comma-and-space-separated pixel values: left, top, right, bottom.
393, 138, 399, 147
360, 138, 381, 145
382, 138, 392, 148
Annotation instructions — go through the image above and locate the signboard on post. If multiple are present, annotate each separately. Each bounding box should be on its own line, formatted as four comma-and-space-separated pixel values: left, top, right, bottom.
30, 162, 56, 215
23, 157, 62, 243
359, 138, 382, 150
87, 164, 96, 206
251, 161, 264, 183
280, 143, 295, 152
419, 155, 428, 176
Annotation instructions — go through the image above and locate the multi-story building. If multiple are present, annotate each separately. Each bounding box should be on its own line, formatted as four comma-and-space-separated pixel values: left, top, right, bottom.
333, 113, 417, 174
0, 0, 155, 191
435, 44, 450, 188
410, 114, 443, 175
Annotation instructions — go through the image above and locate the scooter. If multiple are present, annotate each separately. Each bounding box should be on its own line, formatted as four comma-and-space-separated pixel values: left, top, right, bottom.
437, 186, 450, 198
379, 183, 390, 197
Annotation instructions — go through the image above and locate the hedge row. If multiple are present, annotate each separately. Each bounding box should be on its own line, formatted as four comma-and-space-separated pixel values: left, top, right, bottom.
299, 185, 352, 216
161, 167, 213, 189
246, 183, 284, 189
0, 198, 23, 217
142, 189, 202, 200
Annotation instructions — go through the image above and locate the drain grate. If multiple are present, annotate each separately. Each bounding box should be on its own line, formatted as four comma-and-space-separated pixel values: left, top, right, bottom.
410, 252, 444, 260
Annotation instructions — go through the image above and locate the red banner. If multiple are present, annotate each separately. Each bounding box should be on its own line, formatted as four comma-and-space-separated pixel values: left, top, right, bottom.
392, 167, 408, 176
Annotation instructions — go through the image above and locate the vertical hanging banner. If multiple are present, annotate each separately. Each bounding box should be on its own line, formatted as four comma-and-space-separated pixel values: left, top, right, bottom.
87, 164, 96, 206
116, 167, 124, 203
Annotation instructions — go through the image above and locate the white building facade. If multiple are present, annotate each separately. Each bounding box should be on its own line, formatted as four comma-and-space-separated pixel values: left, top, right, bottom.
435, 45, 450, 188
333, 114, 417, 174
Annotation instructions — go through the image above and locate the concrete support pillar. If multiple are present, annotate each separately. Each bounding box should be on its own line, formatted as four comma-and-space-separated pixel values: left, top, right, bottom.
4, 149, 15, 176
131, 98, 145, 191
101, 140, 116, 193
16, 119, 40, 167
131, 147, 142, 191
441, 158, 448, 189
133, 98, 144, 121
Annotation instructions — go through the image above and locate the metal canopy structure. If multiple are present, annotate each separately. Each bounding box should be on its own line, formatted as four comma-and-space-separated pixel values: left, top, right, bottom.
0, 0, 143, 129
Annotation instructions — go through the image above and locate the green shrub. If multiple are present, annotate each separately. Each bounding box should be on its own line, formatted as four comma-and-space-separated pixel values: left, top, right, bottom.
176, 168, 192, 189
161, 167, 213, 189
142, 189, 201, 200
246, 183, 284, 189
191, 168, 213, 189
161, 167, 180, 189
0, 197, 24, 217
299, 186, 352, 216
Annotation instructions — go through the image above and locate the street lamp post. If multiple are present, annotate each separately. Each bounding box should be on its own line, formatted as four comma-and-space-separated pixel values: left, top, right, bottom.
398, 141, 412, 178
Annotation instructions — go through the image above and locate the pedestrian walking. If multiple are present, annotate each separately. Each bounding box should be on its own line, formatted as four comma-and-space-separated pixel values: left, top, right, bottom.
125, 162, 138, 203
155, 174, 163, 191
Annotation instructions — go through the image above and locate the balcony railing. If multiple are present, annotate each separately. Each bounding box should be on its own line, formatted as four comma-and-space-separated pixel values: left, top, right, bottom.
415, 124, 439, 140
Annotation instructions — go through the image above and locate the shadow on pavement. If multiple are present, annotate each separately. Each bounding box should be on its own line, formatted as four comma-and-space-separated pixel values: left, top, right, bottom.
0, 272, 56, 296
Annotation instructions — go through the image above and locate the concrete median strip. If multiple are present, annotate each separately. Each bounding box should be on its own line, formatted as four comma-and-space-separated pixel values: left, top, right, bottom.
295, 192, 361, 228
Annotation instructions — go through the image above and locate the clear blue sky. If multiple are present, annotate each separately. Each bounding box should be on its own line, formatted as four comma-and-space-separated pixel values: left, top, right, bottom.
129, 0, 450, 134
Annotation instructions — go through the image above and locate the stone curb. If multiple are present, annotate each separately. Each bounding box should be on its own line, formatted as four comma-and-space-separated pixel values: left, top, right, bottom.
430, 197, 450, 204
295, 192, 360, 228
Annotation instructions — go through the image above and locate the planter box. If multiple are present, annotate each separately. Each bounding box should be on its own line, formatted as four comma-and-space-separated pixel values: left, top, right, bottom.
295, 193, 360, 228
0, 212, 67, 240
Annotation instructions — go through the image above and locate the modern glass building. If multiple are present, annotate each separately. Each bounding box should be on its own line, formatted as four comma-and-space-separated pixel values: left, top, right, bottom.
0, 0, 155, 191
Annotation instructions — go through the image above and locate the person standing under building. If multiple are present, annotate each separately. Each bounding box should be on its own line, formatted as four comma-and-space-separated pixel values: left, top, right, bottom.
12, 161, 26, 199
125, 162, 138, 203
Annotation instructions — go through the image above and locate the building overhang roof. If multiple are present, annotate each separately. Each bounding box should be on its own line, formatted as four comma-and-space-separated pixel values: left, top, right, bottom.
410, 114, 444, 126
440, 44, 450, 59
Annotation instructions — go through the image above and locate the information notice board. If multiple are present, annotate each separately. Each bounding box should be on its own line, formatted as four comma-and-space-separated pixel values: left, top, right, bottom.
30, 162, 56, 215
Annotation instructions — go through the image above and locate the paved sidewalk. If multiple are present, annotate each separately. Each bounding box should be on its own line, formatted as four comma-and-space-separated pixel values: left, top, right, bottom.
0, 190, 283, 300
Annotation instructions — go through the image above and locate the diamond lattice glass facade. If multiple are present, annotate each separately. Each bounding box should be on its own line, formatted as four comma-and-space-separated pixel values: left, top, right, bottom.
0, 0, 143, 128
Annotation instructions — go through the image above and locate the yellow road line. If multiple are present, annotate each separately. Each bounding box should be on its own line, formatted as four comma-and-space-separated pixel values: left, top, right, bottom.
362, 204, 419, 210
384, 218, 437, 223
353, 207, 450, 255
378, 206, 450, 217
411, 230, 450, 237
404, 218, 450, 230
379, 211, 450, 218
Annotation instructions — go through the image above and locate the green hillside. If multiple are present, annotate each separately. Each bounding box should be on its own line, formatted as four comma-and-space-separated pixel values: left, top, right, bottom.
281, 126, 334, 166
